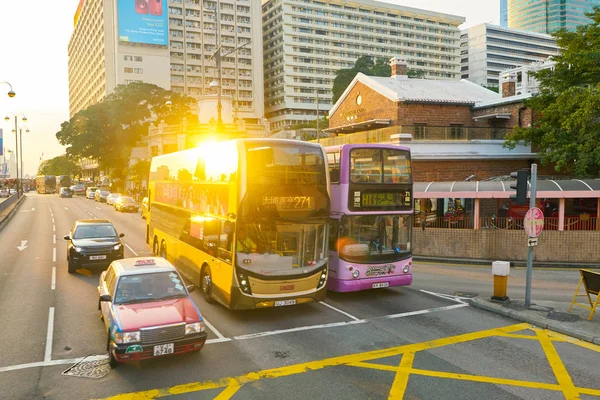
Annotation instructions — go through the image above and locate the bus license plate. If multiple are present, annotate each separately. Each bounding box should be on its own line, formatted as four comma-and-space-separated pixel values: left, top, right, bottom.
153, 343, 174, 356
372, 282, 390, 289
89, 255, 106, 260
274, 300, 296, 307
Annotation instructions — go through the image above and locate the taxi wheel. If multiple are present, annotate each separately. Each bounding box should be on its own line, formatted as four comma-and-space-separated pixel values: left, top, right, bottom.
201, 265, 216, 304
107, 336, 118, 368
68, 260, 76, 274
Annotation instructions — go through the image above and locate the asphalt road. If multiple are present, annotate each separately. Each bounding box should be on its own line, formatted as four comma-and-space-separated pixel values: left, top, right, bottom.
0, 193, 598, 400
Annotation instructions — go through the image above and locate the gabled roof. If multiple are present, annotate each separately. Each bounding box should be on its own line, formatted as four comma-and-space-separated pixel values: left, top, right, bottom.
329, 73, 501, 116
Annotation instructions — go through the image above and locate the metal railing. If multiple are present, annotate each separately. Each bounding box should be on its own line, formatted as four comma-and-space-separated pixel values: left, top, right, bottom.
415, 215, 599, 231
414, 215, 475, 229
316, 126, 513, 147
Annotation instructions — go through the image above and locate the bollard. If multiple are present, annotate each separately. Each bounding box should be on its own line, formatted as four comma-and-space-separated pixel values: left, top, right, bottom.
491, 261, 510, 301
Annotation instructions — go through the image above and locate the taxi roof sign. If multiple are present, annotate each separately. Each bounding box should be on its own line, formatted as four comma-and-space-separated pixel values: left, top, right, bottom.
135, 259, 156, 266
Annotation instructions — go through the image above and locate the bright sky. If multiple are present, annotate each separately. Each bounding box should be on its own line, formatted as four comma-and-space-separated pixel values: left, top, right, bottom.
0, 0, 499, 176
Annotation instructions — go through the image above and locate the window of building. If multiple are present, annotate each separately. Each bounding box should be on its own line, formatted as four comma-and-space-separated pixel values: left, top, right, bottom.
134, 68, 143, 74
124, 67, 133, 73
134, 56, 143, 62
413, 123, 427, 139
124, 55, 133, 61
450, 124, 464, 139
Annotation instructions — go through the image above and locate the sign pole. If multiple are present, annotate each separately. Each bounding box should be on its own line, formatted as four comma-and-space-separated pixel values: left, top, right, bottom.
525, 164, 537, 307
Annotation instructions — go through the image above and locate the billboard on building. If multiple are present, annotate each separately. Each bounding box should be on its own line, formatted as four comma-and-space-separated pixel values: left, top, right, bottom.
117, 0, 168, 46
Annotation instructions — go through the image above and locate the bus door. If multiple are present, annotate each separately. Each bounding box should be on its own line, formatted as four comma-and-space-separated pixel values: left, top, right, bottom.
328, 218, 340, 279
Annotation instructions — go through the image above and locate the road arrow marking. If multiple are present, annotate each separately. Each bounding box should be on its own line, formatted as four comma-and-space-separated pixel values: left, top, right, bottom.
17, 240, 28, 251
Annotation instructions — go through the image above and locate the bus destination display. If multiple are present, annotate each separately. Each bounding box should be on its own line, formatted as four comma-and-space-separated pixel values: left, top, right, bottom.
350, 190, 411, 211
262, 196, 315, 210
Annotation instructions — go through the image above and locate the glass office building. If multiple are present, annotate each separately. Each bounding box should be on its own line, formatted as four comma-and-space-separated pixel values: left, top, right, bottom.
500, 0, 508, 28
508, 0, 600, 34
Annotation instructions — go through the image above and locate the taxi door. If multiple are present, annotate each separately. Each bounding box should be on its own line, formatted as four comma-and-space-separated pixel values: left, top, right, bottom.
99, 266, 117, 333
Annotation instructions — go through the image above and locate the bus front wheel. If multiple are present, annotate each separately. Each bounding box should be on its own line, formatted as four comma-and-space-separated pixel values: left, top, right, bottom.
201, 265, 216, 304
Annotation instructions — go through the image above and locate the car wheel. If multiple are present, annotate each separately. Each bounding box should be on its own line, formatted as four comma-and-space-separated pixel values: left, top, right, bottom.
107, 335, 118, 368
68, 259, 76, 274
200, 265, 216, 304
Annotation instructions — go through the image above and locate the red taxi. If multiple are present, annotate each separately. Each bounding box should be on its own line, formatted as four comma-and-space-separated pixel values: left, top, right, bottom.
98, 257, 207, 367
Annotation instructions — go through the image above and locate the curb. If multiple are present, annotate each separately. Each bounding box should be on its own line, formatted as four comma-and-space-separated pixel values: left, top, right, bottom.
468, 298, 600, 344
414, 256, 600, 269
0, 195, 26, 233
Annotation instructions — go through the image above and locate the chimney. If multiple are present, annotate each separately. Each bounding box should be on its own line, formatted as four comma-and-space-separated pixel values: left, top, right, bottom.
390, 56, 408, 78
501, 73, 516, 98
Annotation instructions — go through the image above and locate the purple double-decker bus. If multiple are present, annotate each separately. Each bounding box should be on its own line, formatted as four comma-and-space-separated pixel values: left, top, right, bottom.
325, 144, 413, 292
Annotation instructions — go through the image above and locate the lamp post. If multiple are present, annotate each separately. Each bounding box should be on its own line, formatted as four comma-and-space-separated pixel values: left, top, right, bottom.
0, 81, 16, 98
4, 113, 27, 196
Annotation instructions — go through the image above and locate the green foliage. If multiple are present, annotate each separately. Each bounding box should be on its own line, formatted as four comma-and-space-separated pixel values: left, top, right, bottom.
407, 69, 426, 79
38, 155, 81, 177
504, 7, 600, 177
56, 82, 196, 182
484, 85, 499, 93
288, 117, 329, 131
332, 56, 391, 103
128, 159, 151, 184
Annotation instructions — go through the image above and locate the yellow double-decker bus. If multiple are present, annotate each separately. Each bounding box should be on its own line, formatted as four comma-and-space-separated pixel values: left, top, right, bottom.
147, 139, 331, 310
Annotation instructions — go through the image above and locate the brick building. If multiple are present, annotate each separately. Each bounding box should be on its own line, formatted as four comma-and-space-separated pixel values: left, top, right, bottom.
322, 57, 539, 181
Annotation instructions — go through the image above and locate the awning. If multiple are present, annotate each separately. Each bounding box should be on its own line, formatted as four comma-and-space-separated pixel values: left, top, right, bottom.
472, 113, 512, 122
415, 179, 600, 199
323, 119, 391, 134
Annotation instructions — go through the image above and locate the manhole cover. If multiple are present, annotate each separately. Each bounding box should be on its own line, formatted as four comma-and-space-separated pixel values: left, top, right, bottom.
62, 356, 111, 379
454, 291, 478, 298
546, 311, 580, 322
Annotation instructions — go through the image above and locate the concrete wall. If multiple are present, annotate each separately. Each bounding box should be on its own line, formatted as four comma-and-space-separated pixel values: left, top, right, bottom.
413, 229, 600, 264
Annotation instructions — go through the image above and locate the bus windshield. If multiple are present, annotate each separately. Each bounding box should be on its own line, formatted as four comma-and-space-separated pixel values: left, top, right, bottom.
336, 215, 411, 264
236, 221, 327, 276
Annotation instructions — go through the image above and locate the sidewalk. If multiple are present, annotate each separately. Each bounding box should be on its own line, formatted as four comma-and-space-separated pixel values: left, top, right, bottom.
0, 194, 26, 232
470, 296, 600, 344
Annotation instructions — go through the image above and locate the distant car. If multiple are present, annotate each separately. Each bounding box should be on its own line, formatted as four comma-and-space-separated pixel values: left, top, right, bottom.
98, 257, 207, 367
115, 196, 139, 213
140, 197, 149, 219
64, 219, 125, 273
107, 193, 122, 206
0, 188, 9, 198
86, 187, 98, 199
59, 187, 73, 198
95, 190, 110, 202
9, 189, 16, 195
72, 183, 87, 196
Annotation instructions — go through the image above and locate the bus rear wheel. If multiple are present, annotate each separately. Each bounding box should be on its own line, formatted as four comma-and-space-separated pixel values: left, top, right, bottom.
160, 241, 167, 259
153, 237, 159, 256
201, 266, 215, 304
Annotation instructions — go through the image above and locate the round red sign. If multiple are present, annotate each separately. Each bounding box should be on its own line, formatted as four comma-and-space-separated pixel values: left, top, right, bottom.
524, 207, 544, 237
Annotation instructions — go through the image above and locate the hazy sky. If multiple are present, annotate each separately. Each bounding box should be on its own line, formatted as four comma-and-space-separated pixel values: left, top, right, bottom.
0, 0, 499, 176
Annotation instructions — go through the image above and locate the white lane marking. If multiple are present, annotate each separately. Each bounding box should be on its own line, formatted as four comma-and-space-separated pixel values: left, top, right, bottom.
0, 356, 108, 373
318, 301, 361, 321
52, 248, 56, 263
202, 318, 227, 340
51, 267, 56, 290
124, 244, 139, 257
420, 289, 470, 304
53, 235, 56, 244
17, 240, 28, 251
51, 218, 55, 224
206, 338, 231, 344
234, 320, 366, 340
87, 212, 93, 217
53, 225, 55, 232
95, 207, 101, 210
44, 308, 55, 362
32, 207, 35, 211
64, 207, 69, 210
234, 303, 469, 341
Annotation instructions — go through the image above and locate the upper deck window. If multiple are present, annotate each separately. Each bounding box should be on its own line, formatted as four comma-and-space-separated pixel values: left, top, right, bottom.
350, 148, 411, 184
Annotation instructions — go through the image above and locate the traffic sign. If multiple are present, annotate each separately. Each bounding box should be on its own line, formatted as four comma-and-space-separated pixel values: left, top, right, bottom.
524, 207, 544, 237
527, 237, 538, 247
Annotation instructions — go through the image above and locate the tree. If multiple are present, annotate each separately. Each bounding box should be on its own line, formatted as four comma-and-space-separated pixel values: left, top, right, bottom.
56, 82, 197, 182
38, 155, 81, 177
128, 159, 151, 186
332, 56, 391, 103
504, 7, 600, 177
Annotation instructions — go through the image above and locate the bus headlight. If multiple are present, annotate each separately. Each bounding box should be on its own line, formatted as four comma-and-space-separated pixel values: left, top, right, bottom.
238, 273, 252, 294
352, 270, 360, 278
403, 265, 410, 273
318, 268, 327, 288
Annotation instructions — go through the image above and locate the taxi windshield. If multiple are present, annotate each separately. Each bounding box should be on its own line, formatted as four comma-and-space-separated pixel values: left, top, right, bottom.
113, 272, 187, 304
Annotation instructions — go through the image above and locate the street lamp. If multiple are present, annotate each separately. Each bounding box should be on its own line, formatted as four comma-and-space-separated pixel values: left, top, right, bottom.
4, 113, 27, 196
0, 81, 16, 98
165, 99, 186, 134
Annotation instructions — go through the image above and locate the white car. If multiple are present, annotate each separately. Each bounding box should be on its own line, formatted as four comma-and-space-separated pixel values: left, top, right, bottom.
107, 193, 122, 206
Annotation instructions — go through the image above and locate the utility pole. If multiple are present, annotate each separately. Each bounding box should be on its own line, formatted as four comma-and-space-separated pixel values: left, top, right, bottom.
525, 163, 537, 307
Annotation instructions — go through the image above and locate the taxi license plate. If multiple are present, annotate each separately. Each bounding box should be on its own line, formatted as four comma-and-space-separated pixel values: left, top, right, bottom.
153, 343, 174, 356
89, 255, 107, 260
372, 282, 390, 289
274, 299, 296, 307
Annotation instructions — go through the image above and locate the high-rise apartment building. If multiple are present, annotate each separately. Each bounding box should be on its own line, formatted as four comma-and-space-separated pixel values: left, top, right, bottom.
166, 0, 265, 122
68, 0, 265, 123
68, 0, 171, 118
460, 23, 558, 88
500, 0, 508, 28
262, 0, 465, 133
508, 0, 600, 34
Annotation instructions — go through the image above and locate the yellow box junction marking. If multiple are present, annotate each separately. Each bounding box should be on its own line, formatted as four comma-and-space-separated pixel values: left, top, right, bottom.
101, 323, 600, 400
